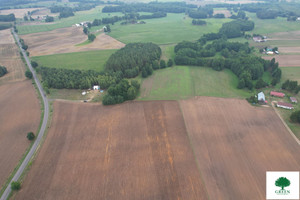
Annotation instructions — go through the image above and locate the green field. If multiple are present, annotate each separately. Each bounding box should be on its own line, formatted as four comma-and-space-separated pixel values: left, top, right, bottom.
32, 50, 116, 71
139, 66, 251, 100
281, 67, 300, 83
247, 12, 300, 35
17, 6, 122, 35
109, 14, 231, 44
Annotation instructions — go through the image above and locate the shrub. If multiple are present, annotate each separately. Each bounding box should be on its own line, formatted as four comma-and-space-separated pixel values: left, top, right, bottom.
11, 181, 21, 190
27, 132, 35, 140
25, 70, 33, 79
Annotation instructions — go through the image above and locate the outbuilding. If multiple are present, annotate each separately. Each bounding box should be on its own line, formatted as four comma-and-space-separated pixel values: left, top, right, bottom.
93, 85, 100, 90
277, 102, 294, 110
290, 97, 298, 103
270, 91, 285, 98
258, 92, 265, 102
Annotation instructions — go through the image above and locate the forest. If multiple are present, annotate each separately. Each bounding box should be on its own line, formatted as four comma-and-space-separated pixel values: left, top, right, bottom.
174, 38, 281, 90
0, 14, 16, 22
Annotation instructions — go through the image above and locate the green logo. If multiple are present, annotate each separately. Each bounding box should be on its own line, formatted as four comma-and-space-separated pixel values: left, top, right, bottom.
275, 177, 291, 195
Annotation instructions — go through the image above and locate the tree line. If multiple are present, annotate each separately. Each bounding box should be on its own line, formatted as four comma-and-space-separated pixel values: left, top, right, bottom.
282, 79, 300, 94
102, 2, 196, 13
0, 14, 15, 22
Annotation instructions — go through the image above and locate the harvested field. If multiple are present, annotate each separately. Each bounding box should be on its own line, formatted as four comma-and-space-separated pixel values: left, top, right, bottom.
0, 29, 26, 84
277, 47, 300, 54
16, 101, 208, 200
213, 9, 231, 18
268, 30, 300, 40
263, 55, 300, 67
0, 81, 40, 190
0, 8, 43, 19
180, 97, 300, 200
21, 27, 125, 56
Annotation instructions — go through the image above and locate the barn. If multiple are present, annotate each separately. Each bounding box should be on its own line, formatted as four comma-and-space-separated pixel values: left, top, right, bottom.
257, 92, 265, 102
270, 91, 285, 98
290, 97, 298, 103
277, 102, 294, 110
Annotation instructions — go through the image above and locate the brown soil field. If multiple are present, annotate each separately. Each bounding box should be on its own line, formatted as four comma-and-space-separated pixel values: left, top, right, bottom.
0, 81, 41, 190
213, 9, 232, 18
268, 30, 300, 40
180, 97, 300, 200
263, 55, 300, 67
21, 27, 125, 56
278, 47, 300, 54
0, 30, 26, 84
16, 101, 208, 200
0, 8, 43, 18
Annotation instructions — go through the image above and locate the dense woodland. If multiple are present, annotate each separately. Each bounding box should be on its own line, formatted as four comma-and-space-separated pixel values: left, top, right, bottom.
0, 66, 7, 77
174, 37, 281, 90
105, 43, 161, 78
0, 14, 15, 22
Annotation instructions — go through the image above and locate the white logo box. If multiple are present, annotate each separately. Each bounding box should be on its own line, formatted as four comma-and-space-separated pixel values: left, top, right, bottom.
266, 171, 299, 200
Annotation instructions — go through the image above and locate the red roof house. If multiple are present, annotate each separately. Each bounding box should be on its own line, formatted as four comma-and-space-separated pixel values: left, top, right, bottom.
270, 91, 285, 98
277, 102, 294, 110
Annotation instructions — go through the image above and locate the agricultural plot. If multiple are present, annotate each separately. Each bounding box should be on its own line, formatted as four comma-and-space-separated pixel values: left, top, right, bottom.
21, 27, 124, 56
213, 9, 232, 18
16, 101, 208, 200
31, 49, 117, 72
180, 97, 300, 200
0, 8, 43, 18
139, 66, 250, 100
0, 29, 26, 84
263, 55, 300, 67
0, 81, 41, 191
109, 13, 231, 44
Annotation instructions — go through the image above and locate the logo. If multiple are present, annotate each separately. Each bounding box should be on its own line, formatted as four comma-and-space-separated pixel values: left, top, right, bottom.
266, 171, 299, 200
275, 177, 291, 195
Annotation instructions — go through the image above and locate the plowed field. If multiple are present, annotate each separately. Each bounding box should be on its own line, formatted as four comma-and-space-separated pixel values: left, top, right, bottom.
180, 97, 300, 200
15, 98, 300, 200
21, 27, 125, 56
16, 101, 208, 200
0, 81, 40, 189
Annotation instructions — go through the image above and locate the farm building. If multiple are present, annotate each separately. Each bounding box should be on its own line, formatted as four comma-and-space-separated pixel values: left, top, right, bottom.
277, 102, 294, 110
257, 92, 265, 102
290, 97, 298, 103
253, 36, 264, 42
93, 85, 100, 90
270, 91, 285, 98
266, 51, 274, 55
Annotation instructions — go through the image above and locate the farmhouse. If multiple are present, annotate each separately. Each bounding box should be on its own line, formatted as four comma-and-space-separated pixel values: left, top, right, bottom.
270, 91, 285, 98
276, 102, 294, 110
257, 92, 265, 102
93, 85, 100, 90
290, 97, 298, 103
253, 36, 264, 42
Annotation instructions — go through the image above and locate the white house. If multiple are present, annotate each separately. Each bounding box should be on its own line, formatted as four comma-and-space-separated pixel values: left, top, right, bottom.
258, 92, 265, 102
93, 85, 100, 90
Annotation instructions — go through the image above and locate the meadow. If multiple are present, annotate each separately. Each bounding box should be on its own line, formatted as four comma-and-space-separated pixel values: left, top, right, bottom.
109, 13, 231, 44
139, 66, 251, 100
31, 49, 116, 72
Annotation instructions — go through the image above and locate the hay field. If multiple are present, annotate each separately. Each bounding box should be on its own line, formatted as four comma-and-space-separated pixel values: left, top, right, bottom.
21, 27, 125, 56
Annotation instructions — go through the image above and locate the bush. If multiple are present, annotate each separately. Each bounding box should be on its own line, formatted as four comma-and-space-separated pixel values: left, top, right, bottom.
167, 59, 173, 67
25, 70, 33, 79
27, 132, 35, 140
160, 60, 166, 68
88, 34, 96, 42
290, 110, 300, 123
11, 181, 21, 190
31, 61, 38, 68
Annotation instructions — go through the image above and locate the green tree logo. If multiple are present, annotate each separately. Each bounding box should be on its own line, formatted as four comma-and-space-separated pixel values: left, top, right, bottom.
275, 177, 291, 190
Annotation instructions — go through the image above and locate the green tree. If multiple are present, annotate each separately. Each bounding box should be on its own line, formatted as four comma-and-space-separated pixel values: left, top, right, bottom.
167, 59, 173, 67
25, 70, 33, 79
11, 181, 21, 190
290, 111, 300, 123
31, 61, 38, 68
275, 177, 290, 190
127, 86, 137, 100
88, 34, 96, 42
27, 132, 35, 140
83, 27, 89, 35
160, 60, 166, 68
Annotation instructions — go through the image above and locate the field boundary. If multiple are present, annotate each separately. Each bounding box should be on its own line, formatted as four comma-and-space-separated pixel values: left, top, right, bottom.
271, 101, 300, 146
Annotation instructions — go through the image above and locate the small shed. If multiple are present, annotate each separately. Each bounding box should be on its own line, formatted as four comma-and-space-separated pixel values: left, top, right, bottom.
277, 102, 294, 110
93, 85, 100, 90
257, 92, 265, 102
270, 91, 285, 98
290, 97, 298, 103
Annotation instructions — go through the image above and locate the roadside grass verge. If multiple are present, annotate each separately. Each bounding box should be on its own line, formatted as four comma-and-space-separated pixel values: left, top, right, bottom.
31, 49, 116, 72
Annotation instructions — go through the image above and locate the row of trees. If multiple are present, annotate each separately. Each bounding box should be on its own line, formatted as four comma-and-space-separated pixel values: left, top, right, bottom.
0, 66, 7, 77
19, 38, 28, 50
102, 2, 196, 13
192, 19, 206, 25
105, 43, 161, 78
0, 14, 15, 22
45, 15, 54, 22
102, 80, 140, 105
282, 80, 300, 94
219, 19, 254, 38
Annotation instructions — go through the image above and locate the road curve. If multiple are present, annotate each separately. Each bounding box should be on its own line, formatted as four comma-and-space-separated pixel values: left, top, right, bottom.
0, 30, 49, 200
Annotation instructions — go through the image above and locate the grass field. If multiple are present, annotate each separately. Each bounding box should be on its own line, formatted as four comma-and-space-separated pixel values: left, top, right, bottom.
17, 6, 122, 35
139, 66, 250, 100
109, 13, 231, 44
247, 12, 300, 34
31, 49, 116, 71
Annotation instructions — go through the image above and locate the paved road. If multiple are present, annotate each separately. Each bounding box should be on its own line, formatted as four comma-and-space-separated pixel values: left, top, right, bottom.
0, 30, 49, 200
